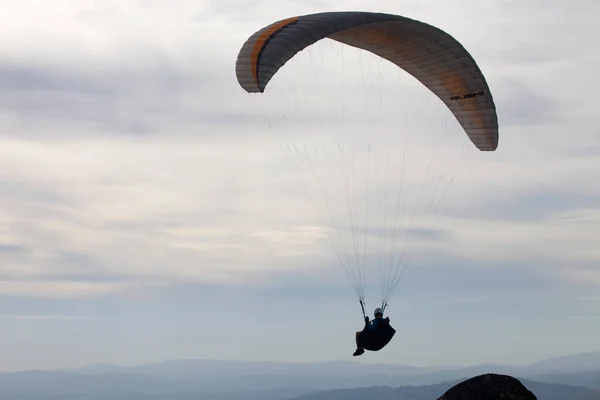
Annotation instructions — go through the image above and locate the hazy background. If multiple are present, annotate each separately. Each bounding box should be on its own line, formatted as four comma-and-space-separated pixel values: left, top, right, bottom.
0, 0, 599, 372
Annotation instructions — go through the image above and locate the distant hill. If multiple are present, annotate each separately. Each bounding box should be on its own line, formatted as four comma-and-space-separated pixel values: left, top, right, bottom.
290, 384, 447, 400
526, 352, 600, 373
438, 374, 536, 400
69, 358, 429, 380
66, 359, 432, 392
0, 370, 316, 400
520, 379, 600, 400
0, 370, 181, 396
527, 370, 600, 390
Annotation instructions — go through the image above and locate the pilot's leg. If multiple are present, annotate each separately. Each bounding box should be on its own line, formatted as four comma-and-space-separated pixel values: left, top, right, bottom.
353, 332, 365, 356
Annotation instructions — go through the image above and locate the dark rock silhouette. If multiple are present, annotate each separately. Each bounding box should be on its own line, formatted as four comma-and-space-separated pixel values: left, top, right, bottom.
438, 373, 537, 400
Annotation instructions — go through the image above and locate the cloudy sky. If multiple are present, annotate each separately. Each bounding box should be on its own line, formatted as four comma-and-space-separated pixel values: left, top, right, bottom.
1, 0, 599, 372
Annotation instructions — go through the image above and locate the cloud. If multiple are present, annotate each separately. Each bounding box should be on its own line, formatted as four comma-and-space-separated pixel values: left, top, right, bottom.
0, 244, 29, 254
0, 62, 252, 139
0, 0, 598, 304
0, 314, 93, 320
315, 304, 338, 309
0, 280, 147, 298
563, 145, 600, 159
570, 296, 600, 301
447, 297, 509, 304
448, 185, 600, 222
491, 76, 563, 126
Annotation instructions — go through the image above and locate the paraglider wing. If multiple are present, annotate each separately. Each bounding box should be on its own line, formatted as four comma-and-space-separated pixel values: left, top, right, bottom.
235, 11, 498, 151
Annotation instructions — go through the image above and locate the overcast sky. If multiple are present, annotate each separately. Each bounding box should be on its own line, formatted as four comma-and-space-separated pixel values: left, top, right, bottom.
0, 0, 599, 372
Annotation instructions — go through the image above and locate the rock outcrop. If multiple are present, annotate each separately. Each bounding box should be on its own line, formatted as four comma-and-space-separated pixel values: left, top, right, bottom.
437, 373, 537, 400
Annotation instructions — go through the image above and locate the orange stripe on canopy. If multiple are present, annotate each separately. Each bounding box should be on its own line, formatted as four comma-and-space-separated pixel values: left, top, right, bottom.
250, 17, 298, 85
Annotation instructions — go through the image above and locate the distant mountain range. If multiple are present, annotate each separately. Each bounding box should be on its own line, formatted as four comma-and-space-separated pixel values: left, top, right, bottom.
62, 351, 600, 390
0, 374, 598, 400
0, 351, 598, 400
288, 379, 600, 400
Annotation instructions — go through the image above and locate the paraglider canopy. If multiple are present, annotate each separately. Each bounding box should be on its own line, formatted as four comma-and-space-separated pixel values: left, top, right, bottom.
236, 11, 498, 152
235, 11, 499, 318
